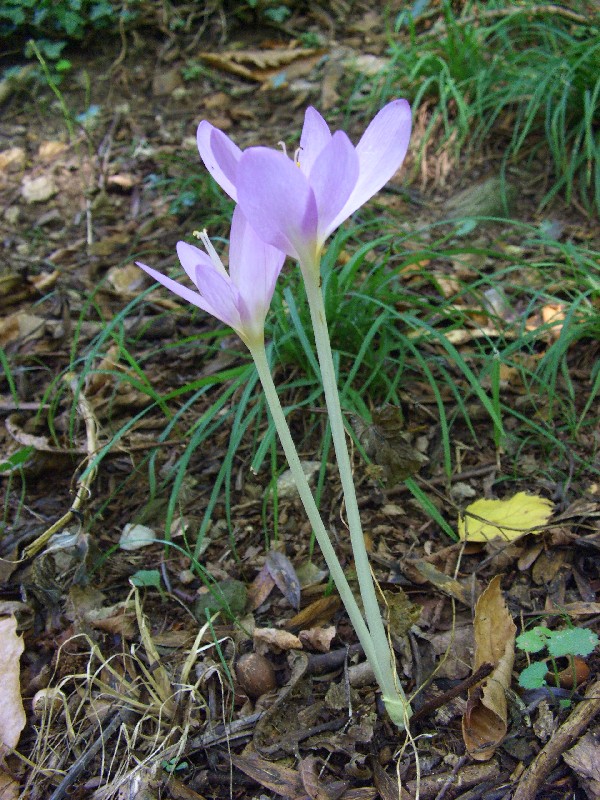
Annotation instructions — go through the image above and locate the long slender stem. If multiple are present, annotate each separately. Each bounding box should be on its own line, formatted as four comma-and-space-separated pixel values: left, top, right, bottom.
301, 262, 411, 727
249, 343, 385, 690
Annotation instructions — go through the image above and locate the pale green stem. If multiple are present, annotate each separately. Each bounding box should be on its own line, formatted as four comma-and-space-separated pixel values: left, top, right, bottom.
301, 260, 411, 728
249, 342, 385, 692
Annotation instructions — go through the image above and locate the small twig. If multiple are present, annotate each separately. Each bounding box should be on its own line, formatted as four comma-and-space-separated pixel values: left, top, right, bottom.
434, 755, 468, 800
48, 709, 131, 800
512, 678, 600, 800
22, 374, 99, 560
189, 711, 263, 749
410, 663, 494, 724
413, 4, 588, 38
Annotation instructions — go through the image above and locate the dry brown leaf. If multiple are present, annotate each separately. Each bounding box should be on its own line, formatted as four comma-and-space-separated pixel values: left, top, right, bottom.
247, 562, 276, 611
352, 405, 428, 486
383, 587, 422, 638
254, 627, 302, 653
107, 173, 138, 191
547, 601, 600, 617
284, 594, 342, 631
462, 576, 516, 760
38, 140, 68, 161
298, 625, 336, 652
232, 753, 304, 798
0, 312, 46, 347
299, 755, 349, 800
0, 771, 19, 800
106, 264, 147, 296
0, 147, 25, 172
266, 550, 301, 610
563, 733, 600, 798
409, 559, 470, 605
200, 47, 326, 83
372, 761, 411, 800
0, 616, 26, 749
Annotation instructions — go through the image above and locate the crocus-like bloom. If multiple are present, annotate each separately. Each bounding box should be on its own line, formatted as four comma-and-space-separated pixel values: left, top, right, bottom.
136, 206, 285, 348
197, 100, 411, 266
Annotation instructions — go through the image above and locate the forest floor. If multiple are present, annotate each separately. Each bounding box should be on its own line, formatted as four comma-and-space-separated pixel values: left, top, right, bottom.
0, 3, 599, 799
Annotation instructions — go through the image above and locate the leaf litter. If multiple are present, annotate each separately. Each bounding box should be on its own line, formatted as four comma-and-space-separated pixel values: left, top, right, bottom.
0, 3, 599, 799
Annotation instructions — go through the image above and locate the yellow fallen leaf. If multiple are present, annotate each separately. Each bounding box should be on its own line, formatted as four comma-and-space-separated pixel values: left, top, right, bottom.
458, 492, 553, 542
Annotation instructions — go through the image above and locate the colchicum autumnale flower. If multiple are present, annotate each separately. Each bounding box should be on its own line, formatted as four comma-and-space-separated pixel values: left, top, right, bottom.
197, 100, 411, 269
136, 206, 285, 348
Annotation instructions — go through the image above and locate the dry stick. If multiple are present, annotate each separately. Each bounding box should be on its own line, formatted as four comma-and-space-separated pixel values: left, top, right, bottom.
512, 678, 600, 800
415, 3, 588, 35
22, 374, 99, 560
409, 663, 494, 724
47, 709, 131, 800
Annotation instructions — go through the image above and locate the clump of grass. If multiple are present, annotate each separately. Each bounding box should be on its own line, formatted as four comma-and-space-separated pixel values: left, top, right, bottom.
374, 2, 599, 212
3, 216, 597, 563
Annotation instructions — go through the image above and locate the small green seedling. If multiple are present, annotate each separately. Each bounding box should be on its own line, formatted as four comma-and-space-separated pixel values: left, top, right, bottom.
130, 569, 166, 600
517, 625, 599, 690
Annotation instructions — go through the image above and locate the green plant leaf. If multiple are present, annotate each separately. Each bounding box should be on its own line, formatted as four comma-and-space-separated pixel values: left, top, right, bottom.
518, 660, 548, 690
516, 626, 552, 654
0, 446, 34, 473
130, 569, 162, 591
547, 628, 599, 658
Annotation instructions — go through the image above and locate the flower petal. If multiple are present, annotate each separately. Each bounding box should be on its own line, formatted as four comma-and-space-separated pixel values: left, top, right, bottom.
197, 121, 241, 201
228, 206, 286, 321
308, 131, 359, 243
176, 241, 222, 285
237, 148, 319, 264
298, 106, 332, 175
332, 98, 412, 230
193, 261, 243, 332
136, 261, 219, 318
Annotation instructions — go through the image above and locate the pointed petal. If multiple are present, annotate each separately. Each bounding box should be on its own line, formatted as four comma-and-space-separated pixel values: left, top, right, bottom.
308, 131, 359, 243
298, 106, 332, 175
228, 206, 286, 320
197, 121, 241, 201
193, 262, 243, 331
332, 99, 412, 229
237, 148, 319, 264
176, 241, 220, 285
136, 261, 219, 318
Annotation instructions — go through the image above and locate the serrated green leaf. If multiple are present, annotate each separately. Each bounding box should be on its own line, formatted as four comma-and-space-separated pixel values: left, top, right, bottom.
547, 628, 599, 658
516, 626, 552, 654
518, 660, 548, 689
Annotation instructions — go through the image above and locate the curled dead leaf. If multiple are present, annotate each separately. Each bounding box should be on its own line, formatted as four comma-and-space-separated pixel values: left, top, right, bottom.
298, 625, 336, 653
254, 627, 302, 654
462, 576, 516, 760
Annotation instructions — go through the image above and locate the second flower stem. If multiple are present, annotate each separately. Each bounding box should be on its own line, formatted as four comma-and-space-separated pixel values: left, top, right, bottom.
302, 262, 410, 727
250, 343, 385, 691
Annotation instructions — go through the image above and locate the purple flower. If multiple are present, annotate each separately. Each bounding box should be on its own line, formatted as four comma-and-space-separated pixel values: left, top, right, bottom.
197, 100, 411, 264
136, 206, 285, 347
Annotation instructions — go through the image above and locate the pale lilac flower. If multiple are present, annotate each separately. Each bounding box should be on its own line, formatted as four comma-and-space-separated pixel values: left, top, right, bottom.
197, 100, 411, 264
136, 206, 285, 347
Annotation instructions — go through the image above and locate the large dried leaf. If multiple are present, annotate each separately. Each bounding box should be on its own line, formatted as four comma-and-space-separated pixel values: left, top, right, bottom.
0, 616, 25, 749
266, 550, 301, 610
383, 587, 422, 638
462, 576, 516, 760
232, 753, 304, 798
352, 405, 428, 486
458, 492, 553, 542
0, 772, 20, 800
200, 46, 326, 84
